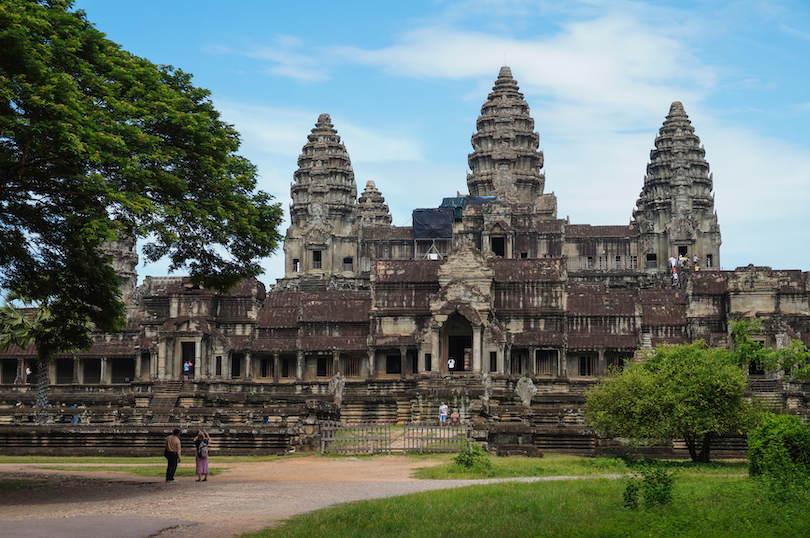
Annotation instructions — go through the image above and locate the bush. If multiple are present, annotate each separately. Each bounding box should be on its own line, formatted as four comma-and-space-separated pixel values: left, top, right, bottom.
454, 443, 492, 471
748, 413, 810, 476
623, 461, 675, 509
748, 413, 810, 501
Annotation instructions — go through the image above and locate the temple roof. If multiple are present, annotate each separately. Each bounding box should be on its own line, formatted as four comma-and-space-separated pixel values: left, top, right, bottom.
466, 67, 547, 206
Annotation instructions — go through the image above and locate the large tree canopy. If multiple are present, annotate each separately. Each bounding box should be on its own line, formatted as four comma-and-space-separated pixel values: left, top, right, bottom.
0, 1, 283, 350
586, 341, 753, 462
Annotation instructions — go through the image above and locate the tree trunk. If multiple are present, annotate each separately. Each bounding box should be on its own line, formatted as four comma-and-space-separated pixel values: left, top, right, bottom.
35, 356, 50, 409
697, 432, 714, 463
684, 435, 699, 462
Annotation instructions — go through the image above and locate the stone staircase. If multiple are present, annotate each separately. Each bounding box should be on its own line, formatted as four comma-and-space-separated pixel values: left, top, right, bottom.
150, 381, 183, 423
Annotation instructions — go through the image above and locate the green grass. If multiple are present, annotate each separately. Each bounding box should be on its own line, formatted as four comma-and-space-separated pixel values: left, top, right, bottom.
239, 473, 810, 538
411, 452, 631, 479
35, 465, 226, 478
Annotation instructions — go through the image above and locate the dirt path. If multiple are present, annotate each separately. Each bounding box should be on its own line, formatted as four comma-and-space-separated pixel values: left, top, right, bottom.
0, 456, 603, 538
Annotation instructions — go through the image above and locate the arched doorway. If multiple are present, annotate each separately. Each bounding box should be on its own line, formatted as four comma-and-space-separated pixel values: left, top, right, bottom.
443, 312, 472, 373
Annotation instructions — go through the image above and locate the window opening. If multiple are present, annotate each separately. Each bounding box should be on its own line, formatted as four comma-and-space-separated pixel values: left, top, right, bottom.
343, 257, 353, 271
312, 250, 322, 269
646, 253, 657, 269
292, 259, 300, 272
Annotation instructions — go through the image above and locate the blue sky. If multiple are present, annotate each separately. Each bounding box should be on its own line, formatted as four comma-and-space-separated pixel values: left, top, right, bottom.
72, 0, 810, 284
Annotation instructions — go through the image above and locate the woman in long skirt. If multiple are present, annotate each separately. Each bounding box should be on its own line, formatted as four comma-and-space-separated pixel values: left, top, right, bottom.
194, 431, 211, 481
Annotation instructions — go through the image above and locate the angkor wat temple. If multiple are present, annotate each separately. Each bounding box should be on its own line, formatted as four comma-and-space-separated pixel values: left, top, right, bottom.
2, 67, 808, 455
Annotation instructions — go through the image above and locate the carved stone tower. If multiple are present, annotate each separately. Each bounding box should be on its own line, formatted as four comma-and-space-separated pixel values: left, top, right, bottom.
466, 66, 555, 217
633, 102, 721, 269
101, 234, 138, 303
358, 180, 392, 226
283, 114, 360, 282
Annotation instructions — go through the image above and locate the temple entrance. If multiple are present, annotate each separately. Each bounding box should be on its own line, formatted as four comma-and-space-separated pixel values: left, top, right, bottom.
443, 313, 472, 373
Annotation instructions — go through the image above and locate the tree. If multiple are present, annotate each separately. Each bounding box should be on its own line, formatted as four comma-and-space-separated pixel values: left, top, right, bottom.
731, 319, 810, 379
586, 342, 753, 462
0, 1, 283, 352
0, 292, 78, 408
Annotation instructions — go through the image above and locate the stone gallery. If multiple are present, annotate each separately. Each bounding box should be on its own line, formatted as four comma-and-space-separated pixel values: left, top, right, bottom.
2, 68, 808, 454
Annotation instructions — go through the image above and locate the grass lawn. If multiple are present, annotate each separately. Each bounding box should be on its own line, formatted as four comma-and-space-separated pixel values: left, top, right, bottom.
238, 454, 804, 538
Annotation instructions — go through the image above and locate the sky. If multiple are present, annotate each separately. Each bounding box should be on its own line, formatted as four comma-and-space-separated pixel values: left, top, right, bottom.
72, 0, 810, 286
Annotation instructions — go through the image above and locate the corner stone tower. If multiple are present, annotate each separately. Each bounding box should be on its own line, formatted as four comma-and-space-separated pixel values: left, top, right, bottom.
282, 114, 360, 284
633, 102, 721, 269
467, 66, 555, 217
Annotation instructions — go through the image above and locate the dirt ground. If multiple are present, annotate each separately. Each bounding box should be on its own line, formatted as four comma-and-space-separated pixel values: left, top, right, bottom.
0, 455, 515, 538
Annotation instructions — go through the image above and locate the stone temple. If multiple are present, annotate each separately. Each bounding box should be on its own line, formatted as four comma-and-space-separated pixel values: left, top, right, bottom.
2, 67, 808, 455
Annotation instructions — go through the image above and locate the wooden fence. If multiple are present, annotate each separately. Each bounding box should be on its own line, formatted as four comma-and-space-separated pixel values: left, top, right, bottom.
404, 423, 470, 454
320, 421, 392, 455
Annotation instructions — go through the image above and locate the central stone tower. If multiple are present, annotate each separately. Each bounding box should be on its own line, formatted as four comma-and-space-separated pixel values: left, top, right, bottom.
466, 66, 554, 216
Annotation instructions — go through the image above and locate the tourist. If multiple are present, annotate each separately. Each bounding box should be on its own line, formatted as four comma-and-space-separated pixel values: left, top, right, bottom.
183, 361, 191, 379
672, 272, 680, 289
164, 428, 182, 482
668, 255, 677, 270
195, 430, 211, 482
71, 403, 79, 424
447, 356, 455, 374
439, 401, 448, 426
25, 366, 32, 384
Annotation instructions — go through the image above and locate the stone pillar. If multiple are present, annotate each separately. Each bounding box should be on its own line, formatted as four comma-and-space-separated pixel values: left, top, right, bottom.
431, 329, 440, 373
368, 348, 376, 379
135, 353, 142, 382
100, 357, 108, 385
333, 350, 340, 376
158, 340, 167, 380
72, 357, 80, 384
194, 337, 203, 379
417, 347, 425, 374
273, 354, 280, 383
472, 326, 482, 374
296, 350, 304, 381
245, 352, 252, 380
15, 358, 23, 384
529, 346, 536, 377
400, 347, 408, 380
226, 352, 232, 380
598, 347, 605, 376
504, 344, 512, 376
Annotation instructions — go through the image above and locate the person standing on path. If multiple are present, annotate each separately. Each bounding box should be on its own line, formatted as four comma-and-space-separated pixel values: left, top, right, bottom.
195, 430, 211, 482
439, 401, 448, 426
165, 428, 181, 482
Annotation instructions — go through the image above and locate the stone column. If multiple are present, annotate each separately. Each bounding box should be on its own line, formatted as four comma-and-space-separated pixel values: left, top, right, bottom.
417, 347, 425, 374
368, 348, 376, 379
400, 347, 408, 380
472, 326, 482, 374
296, 350, 304, 381
72, 357, 80, 384
158, 339, 167, 380
431, 329, 440, 373
194, 337, 203, 379
504, 344, 512, 376
529, 346, 536, 377
245, 352, 252, 380
273, 354, 280, 383
15, 358, 23, 384
333, 350, 340, 376
134, 353, 142, 382
226, 352, 232, 380
598, 347, 605, 376
100, 357, 108, 385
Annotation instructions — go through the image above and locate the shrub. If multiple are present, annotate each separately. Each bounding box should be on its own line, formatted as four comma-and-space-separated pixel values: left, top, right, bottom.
748, 413, 810, 477
454, 443, 492, 470
623, 461, 675, 509
748, 413, 810, 501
